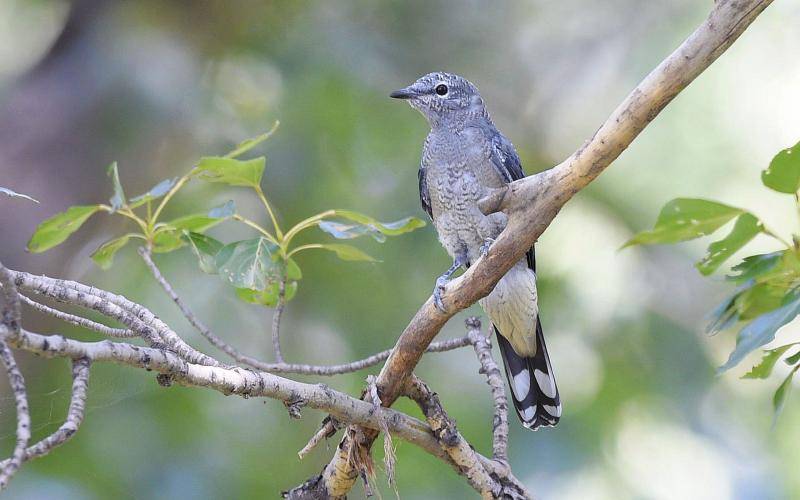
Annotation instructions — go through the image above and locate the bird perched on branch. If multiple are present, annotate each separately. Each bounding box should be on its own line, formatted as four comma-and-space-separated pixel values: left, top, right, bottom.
391, 72, 560, 430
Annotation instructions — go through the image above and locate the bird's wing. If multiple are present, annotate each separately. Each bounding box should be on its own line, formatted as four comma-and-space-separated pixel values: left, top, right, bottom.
418, 163, 433, 220
482, 125, 535, 271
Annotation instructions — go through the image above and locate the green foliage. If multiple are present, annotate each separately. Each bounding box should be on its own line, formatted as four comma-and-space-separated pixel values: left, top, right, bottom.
0, 186, 38, 203
761, 140, 800, 193
26, 124, 424, 311
626, 139, 800, 421
27, 205, 103, 253
91, 235, 133, 270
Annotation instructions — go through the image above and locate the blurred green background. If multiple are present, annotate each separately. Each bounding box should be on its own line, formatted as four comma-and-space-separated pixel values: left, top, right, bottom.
1, 0, 799, 498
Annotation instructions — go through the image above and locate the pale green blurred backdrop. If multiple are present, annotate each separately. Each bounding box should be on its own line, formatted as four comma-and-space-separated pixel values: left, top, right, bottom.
1, 1, 800, 499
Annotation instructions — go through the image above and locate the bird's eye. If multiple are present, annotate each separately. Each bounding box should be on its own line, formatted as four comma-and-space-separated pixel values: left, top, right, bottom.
435, 84, 448, 96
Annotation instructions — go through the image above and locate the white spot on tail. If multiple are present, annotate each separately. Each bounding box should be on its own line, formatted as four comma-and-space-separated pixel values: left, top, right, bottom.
535, 369, 557, 398
521, 405, 536, 422
512, 369, 530, 400
543, 404, 562, 417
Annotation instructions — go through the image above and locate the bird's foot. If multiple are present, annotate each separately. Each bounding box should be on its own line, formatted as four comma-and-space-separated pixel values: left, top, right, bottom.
480, 238, 495, 257
433, 275, 449, 313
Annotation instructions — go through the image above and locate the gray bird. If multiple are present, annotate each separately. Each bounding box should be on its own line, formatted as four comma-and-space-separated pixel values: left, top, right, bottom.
391, 72, 560, 430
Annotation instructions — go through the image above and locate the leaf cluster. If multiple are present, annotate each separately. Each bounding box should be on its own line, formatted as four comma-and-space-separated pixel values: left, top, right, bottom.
626, 140, 800, 420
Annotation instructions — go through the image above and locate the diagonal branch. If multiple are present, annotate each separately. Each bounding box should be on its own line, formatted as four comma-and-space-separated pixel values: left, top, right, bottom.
306, 0, 775, 495
19, 294, 134, 338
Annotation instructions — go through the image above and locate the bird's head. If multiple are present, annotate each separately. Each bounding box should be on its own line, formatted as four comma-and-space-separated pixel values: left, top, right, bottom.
390, 72, 486, 128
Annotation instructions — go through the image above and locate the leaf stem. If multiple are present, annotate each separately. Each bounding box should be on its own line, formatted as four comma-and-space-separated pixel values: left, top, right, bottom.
283, 210, 336, 245
761, 225, 793, 249
150, 173, 193, 230
232, 215, 279, 245
287, 244, 324, 258
255, 186, 283, 240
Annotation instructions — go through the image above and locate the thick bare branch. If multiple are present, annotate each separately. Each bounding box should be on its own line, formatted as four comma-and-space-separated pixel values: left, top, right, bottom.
311, 0, 775, 494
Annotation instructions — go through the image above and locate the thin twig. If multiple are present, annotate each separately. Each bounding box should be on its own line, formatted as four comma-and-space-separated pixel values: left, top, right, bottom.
272, 278, 286, 363
19, 294, 134, 338
367, 375, 395, 487
0, 262, 30, 490
0, 358, 90, 468
465, 317, 509, 464
298, 416, 339, 460
138, 249, 473, 374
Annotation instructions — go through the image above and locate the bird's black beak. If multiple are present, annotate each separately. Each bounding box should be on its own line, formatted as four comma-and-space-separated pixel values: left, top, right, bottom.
390, 87, 417, 99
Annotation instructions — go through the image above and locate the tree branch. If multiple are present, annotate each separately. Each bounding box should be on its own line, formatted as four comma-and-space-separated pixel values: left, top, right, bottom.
0, 358, 90, 468
308, 0, 775, 495
0, 264, 29, 491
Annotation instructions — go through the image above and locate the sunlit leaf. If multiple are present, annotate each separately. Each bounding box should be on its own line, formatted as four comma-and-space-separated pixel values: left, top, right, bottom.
718, 292, 800, 373
107, 162, 126, 211
728, 252, 784, 284
762, 140, 800, 193
696, 214, 761, 275
27, 205, 103, 253
91, 235, 132, 270
129, 178, 177, 208
735, 283, 786, 321
215, 237, 282, 290
773, 365, 800, 424
623, 198, 745, 247
196, 156, 265, 188
183, 231, 223, 274
315, 243, 377, 262
225, 121, 279, 159
742, 345, 795, 379
0, 187, 38, 203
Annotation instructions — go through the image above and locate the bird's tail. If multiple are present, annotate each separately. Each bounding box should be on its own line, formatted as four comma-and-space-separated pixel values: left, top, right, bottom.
495, 319, 561, 430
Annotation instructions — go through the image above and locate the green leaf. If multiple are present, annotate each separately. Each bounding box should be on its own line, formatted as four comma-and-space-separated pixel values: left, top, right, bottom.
728, 252, 783, 284
183, 231, 223, 274
129, 178, 177, 208
762, 140, 800, 193
623, 198, 745, 247
196, 156, 265, 188
742, 345, 794, 379
0, 187, 38, 203
215, 237, 282, 290
235, 282, 298, 307
773, 365, 800, 424
696, 214, 761, 275
718, 292, 800, 373
151, 231, 185, 254
316, 243, 377, 262
107, 162, 126, 211
286, 258, 302, 280
151, 202, 235, 254
785, 350, 800, 366
706, 283, 750, 335
90, 235, 131, 270
328, 210, 426, 237
225, 122, 279, 159
735, 283, 786, 320
27, 205, 103, 253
